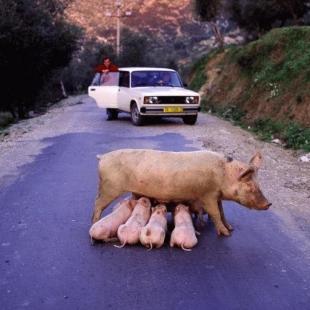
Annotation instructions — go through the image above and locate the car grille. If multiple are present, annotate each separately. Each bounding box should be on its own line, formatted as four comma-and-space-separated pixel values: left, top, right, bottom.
157, 96, 187, 104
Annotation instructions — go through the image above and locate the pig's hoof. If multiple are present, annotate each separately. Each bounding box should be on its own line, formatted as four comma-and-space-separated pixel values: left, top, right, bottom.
216, 226, 230, 237
90, 237, 98, 246
225, 223, 234, 231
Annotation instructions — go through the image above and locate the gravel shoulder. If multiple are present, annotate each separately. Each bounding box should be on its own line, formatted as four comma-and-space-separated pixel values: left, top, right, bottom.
1, 94, 309, 250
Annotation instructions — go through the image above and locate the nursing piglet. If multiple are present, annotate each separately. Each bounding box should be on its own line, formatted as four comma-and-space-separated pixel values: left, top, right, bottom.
115, 197, 151, 247
140, 204, 167, 250
170, 204, 198, 251
89, 199, 136, 242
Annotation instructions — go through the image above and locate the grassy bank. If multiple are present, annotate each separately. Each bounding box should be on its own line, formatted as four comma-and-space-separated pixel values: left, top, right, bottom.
190, 26, 310, 151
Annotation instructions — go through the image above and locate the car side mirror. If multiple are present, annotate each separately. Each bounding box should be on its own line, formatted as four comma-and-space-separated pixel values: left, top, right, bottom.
183, 83, 188, 87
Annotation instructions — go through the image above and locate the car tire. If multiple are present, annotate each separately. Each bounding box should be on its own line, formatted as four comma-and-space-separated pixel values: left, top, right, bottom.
130, 103, 144, 126
106, 108, 118, 120
182, 114, 198, 125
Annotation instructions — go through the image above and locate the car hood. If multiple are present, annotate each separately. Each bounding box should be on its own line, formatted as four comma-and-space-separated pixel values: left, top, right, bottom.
133, 87, 199, 97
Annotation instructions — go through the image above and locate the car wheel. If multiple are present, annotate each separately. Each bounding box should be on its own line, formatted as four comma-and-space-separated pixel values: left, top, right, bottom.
130, 103, 144, 126
182, 114, 198, 125
106, 108, 118, 120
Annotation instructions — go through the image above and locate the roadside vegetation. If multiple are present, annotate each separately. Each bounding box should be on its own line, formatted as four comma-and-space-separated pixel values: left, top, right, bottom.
210, 105, 310, 152
0, 0, 81, 122
190, 26, 310, 152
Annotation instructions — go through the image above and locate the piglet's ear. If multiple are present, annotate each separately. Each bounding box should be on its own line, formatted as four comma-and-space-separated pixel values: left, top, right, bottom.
249, 152, 262, 169
238, 167, 255, 182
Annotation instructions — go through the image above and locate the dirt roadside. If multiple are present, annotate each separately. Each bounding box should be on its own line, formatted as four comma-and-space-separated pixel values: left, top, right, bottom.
0, 95, 309, 248
198, 115, 310, 241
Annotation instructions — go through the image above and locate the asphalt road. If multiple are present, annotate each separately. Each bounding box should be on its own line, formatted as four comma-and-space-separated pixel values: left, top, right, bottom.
1, 99, 309, 310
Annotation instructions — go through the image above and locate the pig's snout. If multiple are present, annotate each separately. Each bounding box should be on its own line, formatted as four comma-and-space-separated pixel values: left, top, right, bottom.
262, 202, 272, 210
256, 202, 272, 210
252, 200, 272, 210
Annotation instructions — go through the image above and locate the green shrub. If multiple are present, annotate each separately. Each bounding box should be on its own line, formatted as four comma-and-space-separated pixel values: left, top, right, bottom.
284, 123, 310, 151
213, 105, 246, 125
229, 27, 310, 86
250, 118, 310, 151
189, 50, 221, 91
0, 112, 14, 128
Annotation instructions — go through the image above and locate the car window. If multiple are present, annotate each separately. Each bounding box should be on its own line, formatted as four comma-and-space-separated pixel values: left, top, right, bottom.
131, 71, 183, 87
91, 73, 101, 86
90, 72, 119, 86
100, 72, 119, 86
119, 71, 129, 87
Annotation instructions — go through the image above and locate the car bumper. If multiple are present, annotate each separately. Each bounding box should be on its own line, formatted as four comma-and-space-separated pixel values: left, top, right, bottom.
139, 106, 200, 116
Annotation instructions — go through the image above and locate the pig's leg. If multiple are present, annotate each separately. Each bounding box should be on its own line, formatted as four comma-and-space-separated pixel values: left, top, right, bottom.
91, 190, 123, 223
202, 197, 230, 236
218, 201, 233, 231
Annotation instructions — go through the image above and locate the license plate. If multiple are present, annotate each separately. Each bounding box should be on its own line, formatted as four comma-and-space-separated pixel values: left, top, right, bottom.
163, 107, 183, 113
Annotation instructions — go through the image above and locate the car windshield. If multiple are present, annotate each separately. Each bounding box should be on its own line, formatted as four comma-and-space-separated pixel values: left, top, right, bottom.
91, 72, 119, 86
131, 71, 183, 87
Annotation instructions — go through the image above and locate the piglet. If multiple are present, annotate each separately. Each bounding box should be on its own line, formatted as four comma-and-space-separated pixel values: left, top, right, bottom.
89, 198, 137, 243
140, 204, 167, 250
115, 197, 151, 248
170, 204, 198, 251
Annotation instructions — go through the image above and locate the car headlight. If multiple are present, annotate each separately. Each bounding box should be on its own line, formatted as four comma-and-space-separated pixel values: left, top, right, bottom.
144, 96, 159, 104
185, 96, 199, 104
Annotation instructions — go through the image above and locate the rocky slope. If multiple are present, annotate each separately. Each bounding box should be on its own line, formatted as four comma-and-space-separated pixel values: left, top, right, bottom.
65, 0, 244, 63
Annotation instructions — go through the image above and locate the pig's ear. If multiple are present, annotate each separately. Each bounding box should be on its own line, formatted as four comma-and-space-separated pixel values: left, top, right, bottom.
249, 152, 262, 169
238, 167, 255, 182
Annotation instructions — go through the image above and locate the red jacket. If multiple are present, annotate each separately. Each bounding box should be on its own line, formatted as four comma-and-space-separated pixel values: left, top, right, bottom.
95, 63, 119, 73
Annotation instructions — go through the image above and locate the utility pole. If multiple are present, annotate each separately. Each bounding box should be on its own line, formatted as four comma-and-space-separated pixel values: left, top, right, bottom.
116, 0, 121, 58
105, 0, 132, 58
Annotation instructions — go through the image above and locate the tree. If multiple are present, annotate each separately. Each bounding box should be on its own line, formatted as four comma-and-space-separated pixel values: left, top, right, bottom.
194, 0, 224, 49
230, 0, 309, 35
62, 39, 116, 93
0, 0, 81, 118
118, 28, 152, 67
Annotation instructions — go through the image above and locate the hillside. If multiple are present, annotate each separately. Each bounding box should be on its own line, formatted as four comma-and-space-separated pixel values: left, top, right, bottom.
65, 0, 243, 63
190, 26, 310, 150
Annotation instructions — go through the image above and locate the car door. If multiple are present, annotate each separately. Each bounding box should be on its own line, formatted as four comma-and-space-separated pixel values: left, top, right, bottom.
88, 72, 119, 109
117, 71, 131, 112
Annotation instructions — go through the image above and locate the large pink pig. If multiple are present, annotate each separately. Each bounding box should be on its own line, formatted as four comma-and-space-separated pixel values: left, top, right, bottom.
92, 149, 271, 236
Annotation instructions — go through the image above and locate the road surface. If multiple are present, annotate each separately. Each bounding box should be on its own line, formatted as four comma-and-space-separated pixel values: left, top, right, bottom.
1, 97, 309, 310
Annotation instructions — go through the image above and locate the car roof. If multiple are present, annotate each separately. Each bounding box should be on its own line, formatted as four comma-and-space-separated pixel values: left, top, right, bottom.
119, 67, 176, 72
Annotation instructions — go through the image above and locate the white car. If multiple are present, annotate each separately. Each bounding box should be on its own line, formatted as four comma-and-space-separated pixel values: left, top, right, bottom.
88, 67, 201, 126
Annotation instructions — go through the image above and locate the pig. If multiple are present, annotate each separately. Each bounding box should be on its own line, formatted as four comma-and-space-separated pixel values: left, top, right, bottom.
92, 149, 271, 237
115, 197, 151, 248
140, 204, 168, 250
147, 197, 208, 230
136, 197, 231, 232
170, 204, 198, 251
89, 198, 136, 242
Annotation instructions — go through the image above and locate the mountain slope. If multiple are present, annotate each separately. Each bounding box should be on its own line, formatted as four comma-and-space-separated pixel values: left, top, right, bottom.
190, 26, 310, 128
65, 0, 243, 62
